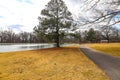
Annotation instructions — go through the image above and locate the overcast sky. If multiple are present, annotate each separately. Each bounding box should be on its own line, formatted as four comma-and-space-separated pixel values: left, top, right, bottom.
0, 0, 81, 33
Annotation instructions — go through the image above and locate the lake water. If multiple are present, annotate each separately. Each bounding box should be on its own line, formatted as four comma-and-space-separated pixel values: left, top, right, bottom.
0, 43, 74, 52
0, 43, 56, 52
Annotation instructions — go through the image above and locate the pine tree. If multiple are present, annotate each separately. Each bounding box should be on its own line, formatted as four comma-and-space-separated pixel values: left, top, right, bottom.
87, 28, 96, 42
35, 0, 73, 47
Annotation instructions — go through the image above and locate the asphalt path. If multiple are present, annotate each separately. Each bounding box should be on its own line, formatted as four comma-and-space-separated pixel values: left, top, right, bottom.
80, 45, 120, 80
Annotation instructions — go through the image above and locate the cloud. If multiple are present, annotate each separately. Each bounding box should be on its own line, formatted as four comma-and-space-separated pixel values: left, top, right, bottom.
0, 0, 81, 33
8, 24, 23, 29
16, 0, 33, 4
7, 24, 23, 33
69, 0, 82, 4
0, 16, 4, 18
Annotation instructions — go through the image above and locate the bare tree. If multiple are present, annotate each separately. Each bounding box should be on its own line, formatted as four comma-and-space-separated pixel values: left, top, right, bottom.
100, 25, 113, 42
111, 27, 120, 42
78, 0, 120, 27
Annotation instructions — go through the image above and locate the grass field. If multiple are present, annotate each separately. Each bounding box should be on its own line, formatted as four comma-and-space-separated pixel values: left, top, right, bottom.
0, 45, 109, 80
88, 43, 120, 57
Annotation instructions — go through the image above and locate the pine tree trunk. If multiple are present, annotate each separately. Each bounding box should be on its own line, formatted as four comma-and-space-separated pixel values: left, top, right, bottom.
56, 16, 60, 47
56, 30, 60, 47
56, 1, 60, 47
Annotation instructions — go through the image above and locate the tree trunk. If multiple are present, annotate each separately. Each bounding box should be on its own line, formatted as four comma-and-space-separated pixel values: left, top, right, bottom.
56, 1, 60, 47
56, 30, 60, 47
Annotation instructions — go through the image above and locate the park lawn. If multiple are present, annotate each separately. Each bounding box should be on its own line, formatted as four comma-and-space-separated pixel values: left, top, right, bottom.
0, 45, 109, 80
88, 43, 120, 57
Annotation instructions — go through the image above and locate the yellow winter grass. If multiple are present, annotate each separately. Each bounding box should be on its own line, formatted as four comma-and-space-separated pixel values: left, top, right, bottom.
88, 43, 120, 57
0, 45, 109, 80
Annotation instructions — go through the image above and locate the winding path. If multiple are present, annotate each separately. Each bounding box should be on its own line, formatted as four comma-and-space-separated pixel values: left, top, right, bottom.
80, 45, 120, 80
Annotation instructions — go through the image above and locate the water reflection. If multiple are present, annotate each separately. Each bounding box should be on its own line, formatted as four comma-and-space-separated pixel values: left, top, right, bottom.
19, 44, 55, 49
0, 43, 56, 52
0, 43, 74, 53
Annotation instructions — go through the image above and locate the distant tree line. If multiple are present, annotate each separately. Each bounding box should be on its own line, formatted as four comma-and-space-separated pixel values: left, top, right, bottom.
0, 27, 120, 43
73, 27, 120, 43
0, 29, 37, 43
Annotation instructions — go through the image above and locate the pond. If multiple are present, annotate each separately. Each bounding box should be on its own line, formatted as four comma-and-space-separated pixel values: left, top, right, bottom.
0, 43, 74, 52
0, 43, 56, 52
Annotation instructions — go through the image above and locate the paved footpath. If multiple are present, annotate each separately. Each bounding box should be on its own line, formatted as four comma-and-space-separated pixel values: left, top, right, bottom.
80, 45, 120, 80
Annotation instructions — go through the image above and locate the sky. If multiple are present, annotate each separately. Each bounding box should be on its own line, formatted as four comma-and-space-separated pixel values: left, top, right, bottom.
0, 0, 81, 33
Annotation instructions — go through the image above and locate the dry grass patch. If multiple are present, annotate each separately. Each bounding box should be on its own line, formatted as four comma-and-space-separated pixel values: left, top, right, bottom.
0, 45, 109, 80
88, 43, 120, 57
